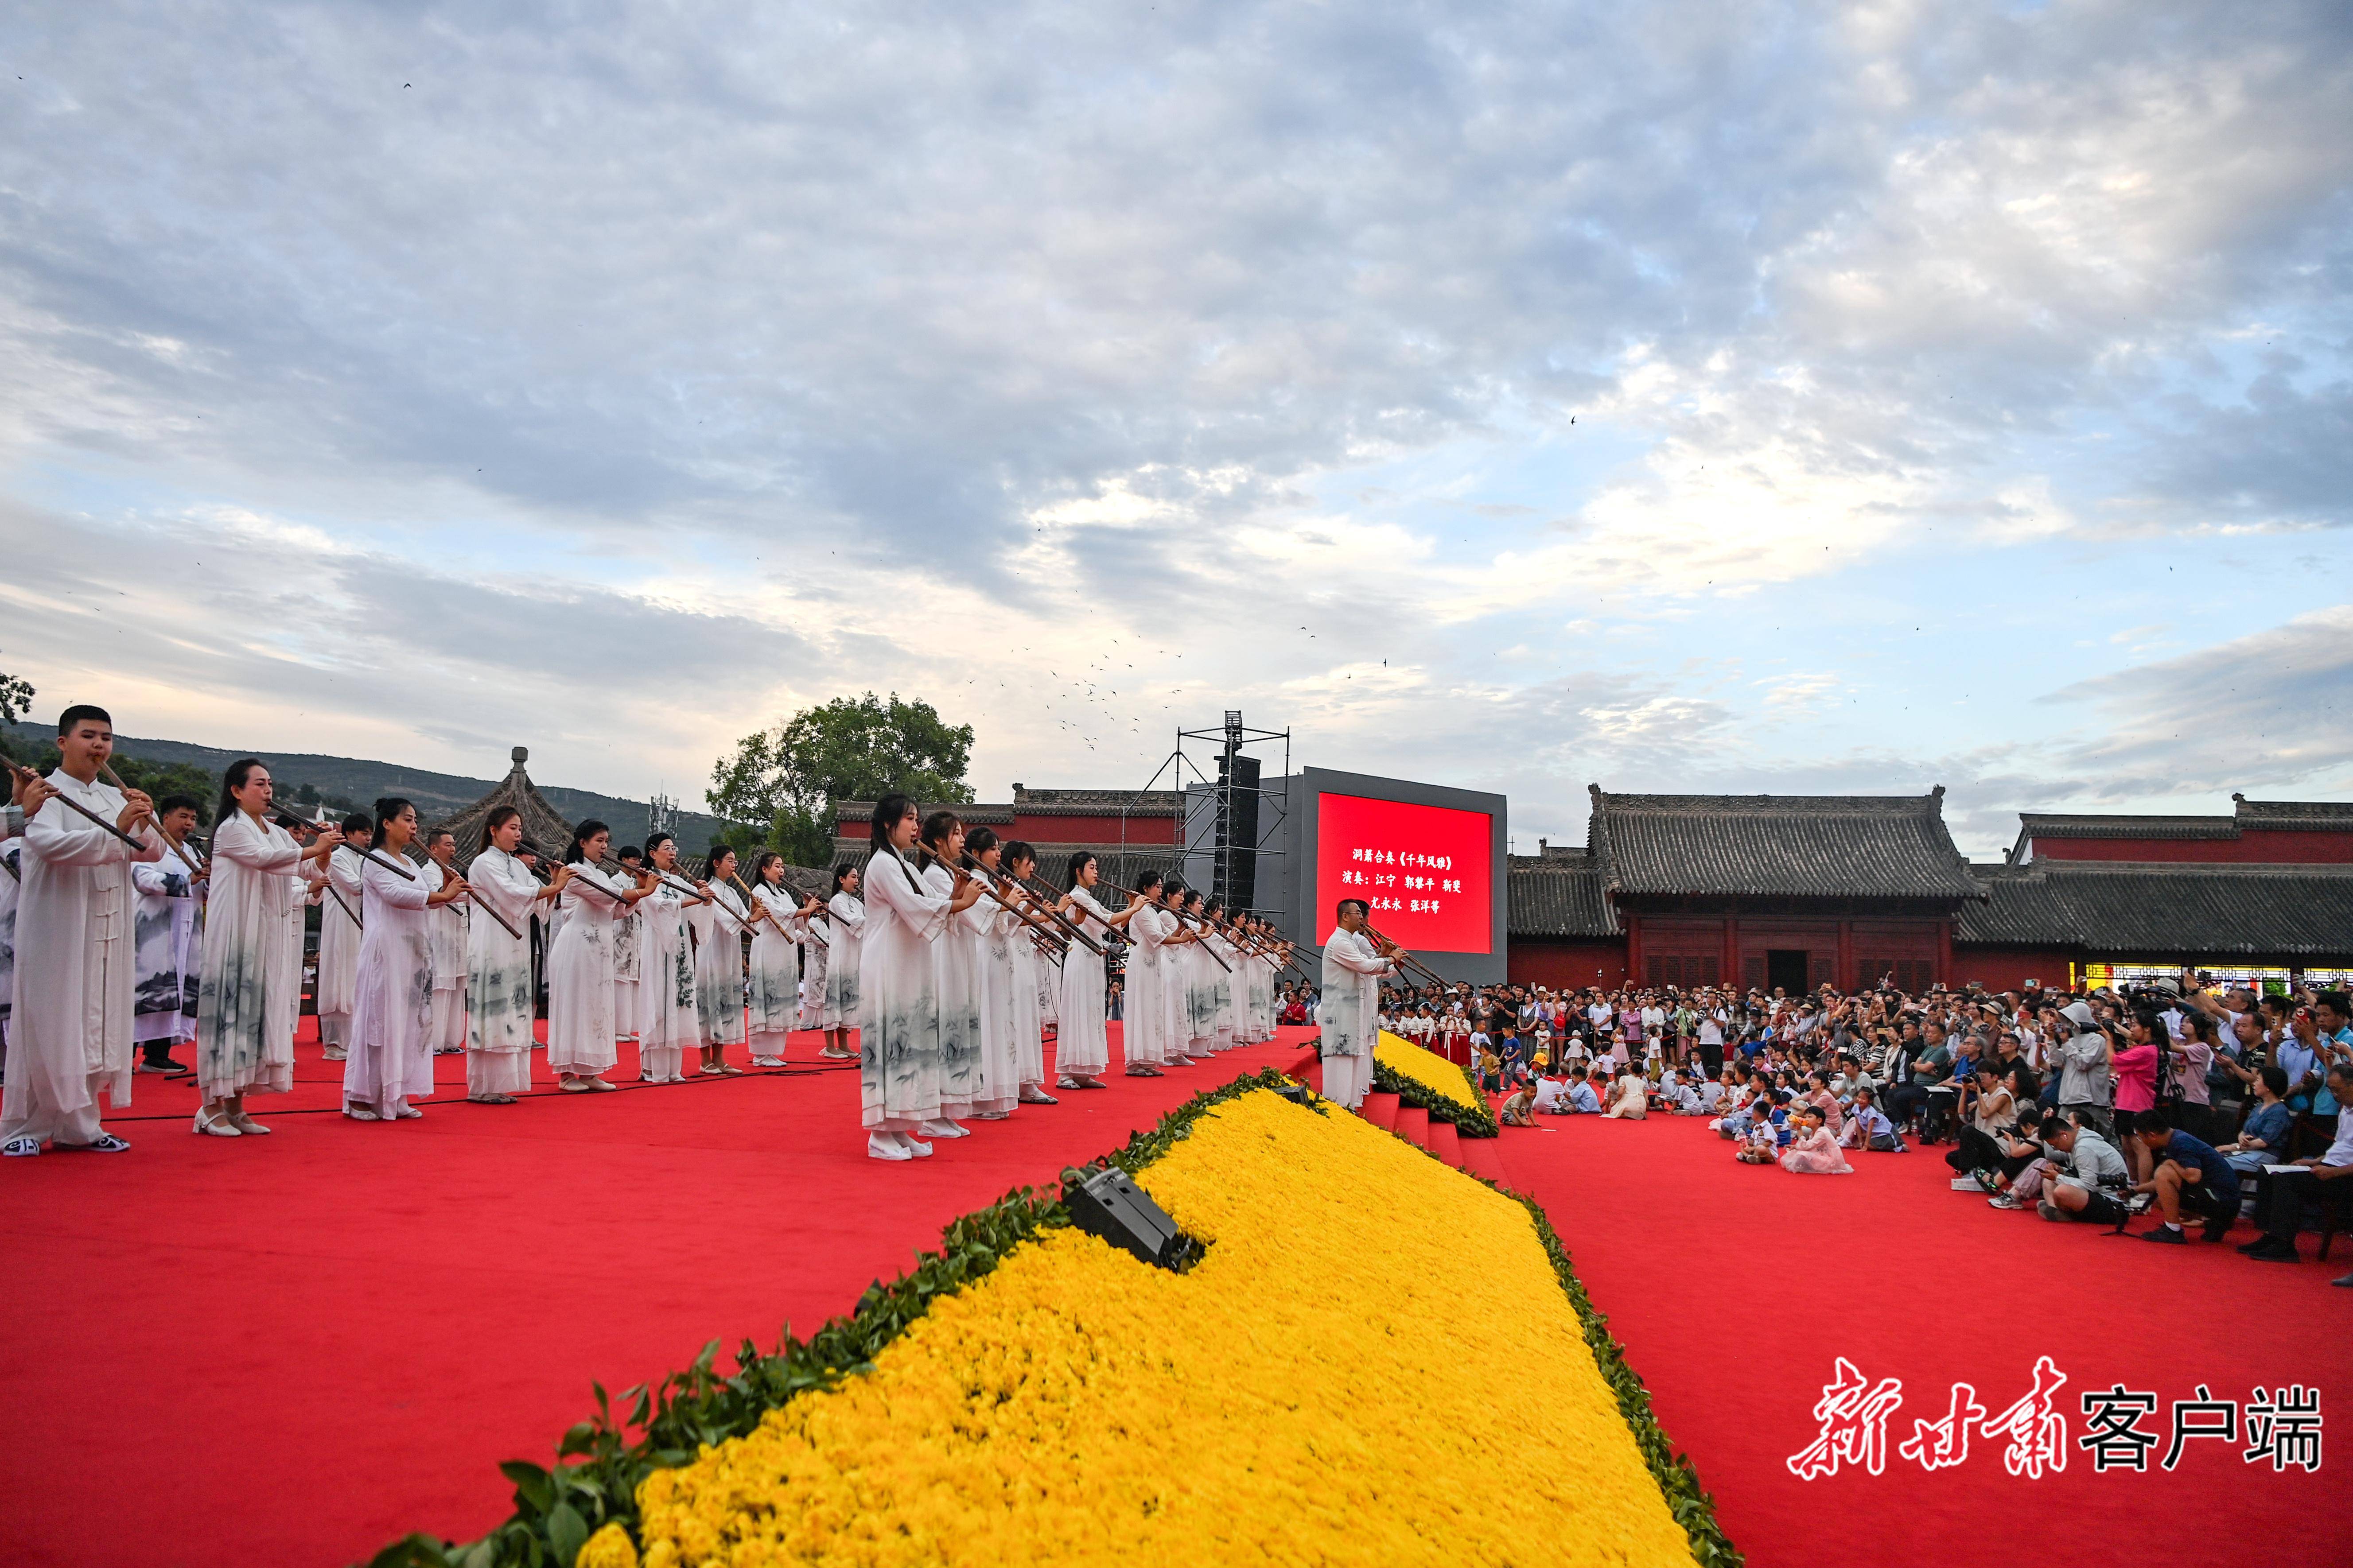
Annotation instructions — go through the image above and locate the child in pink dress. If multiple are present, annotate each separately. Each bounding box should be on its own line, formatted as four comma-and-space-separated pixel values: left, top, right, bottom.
1780, 1106, 1854, 1175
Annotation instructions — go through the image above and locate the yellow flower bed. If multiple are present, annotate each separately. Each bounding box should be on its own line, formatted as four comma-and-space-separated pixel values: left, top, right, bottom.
621, 1087, 1695, 1568
1374, 1028, 1486, 1112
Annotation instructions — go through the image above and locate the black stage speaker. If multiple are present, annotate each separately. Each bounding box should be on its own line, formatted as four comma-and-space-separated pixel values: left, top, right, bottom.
1066, 1166, 1182, 1269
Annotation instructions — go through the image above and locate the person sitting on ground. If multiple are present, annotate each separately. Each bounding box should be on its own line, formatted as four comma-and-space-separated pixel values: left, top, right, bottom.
2032, 1114, 2132, 1224
1837, 1086, 1906, 1152
1531, 1070, 1569, 1116
1498, 1079, 1538, 1127
1735, 1115, 1780, 1164
1564, 1065, 1603, 1114
2124, 1108, 2241, 1244
1695, 1070, 1727, 1112
1779, 1103, 1853, 1174
1602, 1065, 1648, 1119
2237, 1062, 2353, 1277
1661, 1068, 1706, 1115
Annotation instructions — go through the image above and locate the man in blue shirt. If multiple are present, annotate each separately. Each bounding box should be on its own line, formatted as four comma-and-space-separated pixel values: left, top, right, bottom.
2125, 1109, 2242, 1243
1566, 1067, 1602, 1114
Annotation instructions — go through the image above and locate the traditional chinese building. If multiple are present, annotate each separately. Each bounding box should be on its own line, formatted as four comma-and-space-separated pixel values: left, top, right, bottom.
430, 746, 576, 873
1508, 787, 2353, 994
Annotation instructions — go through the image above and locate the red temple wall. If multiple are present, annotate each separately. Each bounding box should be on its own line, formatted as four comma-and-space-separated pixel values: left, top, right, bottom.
2030, 831, 2353, 865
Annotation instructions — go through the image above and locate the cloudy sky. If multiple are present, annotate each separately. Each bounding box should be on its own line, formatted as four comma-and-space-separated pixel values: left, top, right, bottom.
3, 0, 2348, 856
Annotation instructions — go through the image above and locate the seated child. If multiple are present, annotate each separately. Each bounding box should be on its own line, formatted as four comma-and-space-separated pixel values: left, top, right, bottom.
1779, 1104, 1854, 1174
1836, 1087, 1906, 1152
1735, 1118, 1780, 1163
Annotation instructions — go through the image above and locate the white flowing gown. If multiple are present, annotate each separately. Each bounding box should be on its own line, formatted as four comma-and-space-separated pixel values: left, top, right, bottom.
1123, 904, 1166, 1068
612, 893, 642, 1040
919, 862, 985, 1115
130, 845, 200, 1047
695, 885, 751, 1050
963, 893, 1021, 1116
636, 880, 697, 1081
747, 885, 806, 1049
0, 772, 161, 1145
314, 844, 366, 1042
856, 849, 952, 1130
1008, 925, 1049, 1090
425, 861, 469, 1052
1054, 888, 1114, 1078
547, 866, 629, 1077
194, 814, 304, 1099
823, 889, 864, 1029
1318, 927, 1396, 1110
464, 847, 539, 1073
342, 855, 436, 1114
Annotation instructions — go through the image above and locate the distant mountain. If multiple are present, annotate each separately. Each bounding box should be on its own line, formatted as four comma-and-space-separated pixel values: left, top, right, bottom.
0, 722, 734, 853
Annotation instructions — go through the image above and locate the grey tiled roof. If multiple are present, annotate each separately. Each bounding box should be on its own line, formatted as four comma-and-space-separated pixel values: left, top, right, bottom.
2018, 813, 2239, 841
1011, 785, 1184, 815
1507, 852, 1620, 937
1960, 860, 2353, 956
1588, 786, 1980, 900
2234, 796, 2353, 831
429, 748, 575, 873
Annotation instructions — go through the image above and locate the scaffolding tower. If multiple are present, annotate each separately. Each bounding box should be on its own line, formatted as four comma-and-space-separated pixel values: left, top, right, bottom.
1117, 710, 1292, 919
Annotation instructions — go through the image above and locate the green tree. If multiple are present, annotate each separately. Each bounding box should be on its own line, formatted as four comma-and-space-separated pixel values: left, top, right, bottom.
0, 664, 32, 726
708, 692, 975, 866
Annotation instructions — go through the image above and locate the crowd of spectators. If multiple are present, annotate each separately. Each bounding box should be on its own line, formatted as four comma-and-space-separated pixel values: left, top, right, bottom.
1375, 971, 2353, 1284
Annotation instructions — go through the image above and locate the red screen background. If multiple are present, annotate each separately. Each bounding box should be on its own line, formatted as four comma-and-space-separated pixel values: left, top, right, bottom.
1313, 792, 1494, 951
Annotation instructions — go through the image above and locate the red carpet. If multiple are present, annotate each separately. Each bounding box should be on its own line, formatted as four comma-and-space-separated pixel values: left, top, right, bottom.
0, 1022, 1310, 1568
1493, 1113, 2349, 1568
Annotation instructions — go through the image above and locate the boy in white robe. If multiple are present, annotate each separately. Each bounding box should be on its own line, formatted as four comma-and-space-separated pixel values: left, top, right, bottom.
2, 706, 163, 1155
314, 815, 373, 1058
1318, 897, 1400, 1111
421, 830, 470, 1054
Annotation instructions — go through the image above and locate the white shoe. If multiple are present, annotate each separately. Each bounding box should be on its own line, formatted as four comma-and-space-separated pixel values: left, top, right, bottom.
229, 1112, 272, 1136
344, 1106, 380, 1121
902, 1136, 934, 1157
751, 1056, 786, 1067
1, 1136, 39, 1157
395, 1104, 424, 1120
917, 1118, 969, 1139
193, 1110, 241, 1137
1019, 1087, 1059, 1104
867, 1133, 912, 1161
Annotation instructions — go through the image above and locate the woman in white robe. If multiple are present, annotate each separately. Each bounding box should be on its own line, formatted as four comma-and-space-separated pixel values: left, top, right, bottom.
1155, 881, 1205, 1067
634, 830, 704, 1083
1179, 890, 1220, 1057
856, 795, 982, 1160
746, 851, 817, 1067
420, 831, 470, 1056
1000, 842, 1055, 1103
1204, 898, 1241, 1051
794, 900, 828, 1033
193, 761, 340, 1135
915, 813, 986, 1127
958, 828, 1024, 1120
546, 821, 651, 1094
465, 809, 553, 1099
693, 846, 751, 1076
1120, 873, 1170, 1075
342, 799, 467, 1120
820, 862, 863, 1059
313, 816, 372, 1059
1052, 852, 1142, 1090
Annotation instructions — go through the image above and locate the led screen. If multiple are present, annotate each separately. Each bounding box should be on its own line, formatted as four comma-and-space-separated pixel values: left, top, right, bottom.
1313, 791, 1494, 951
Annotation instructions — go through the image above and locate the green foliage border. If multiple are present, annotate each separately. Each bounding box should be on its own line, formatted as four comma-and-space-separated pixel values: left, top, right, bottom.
1369, 1050, 1501, 1138
366, 1068, 1294, 1568
368, 1063, 1733, 1568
